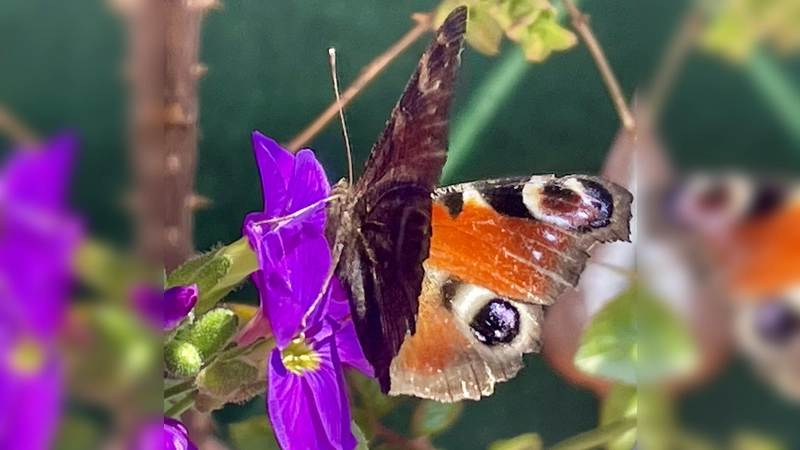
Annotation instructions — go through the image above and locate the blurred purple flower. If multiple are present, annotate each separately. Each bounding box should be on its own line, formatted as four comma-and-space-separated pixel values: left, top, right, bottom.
0, 133, 82, 449
242, 133, 371, 450
163, 417, 197, 450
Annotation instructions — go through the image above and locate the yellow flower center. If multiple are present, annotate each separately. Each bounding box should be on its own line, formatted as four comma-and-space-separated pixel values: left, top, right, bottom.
7, 336, 45, 375
281, 336, 321, 375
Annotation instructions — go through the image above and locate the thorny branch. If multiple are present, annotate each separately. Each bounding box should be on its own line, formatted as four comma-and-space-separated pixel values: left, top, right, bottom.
285, 12, 433, 152
163, 0, 217, 271
561, 0, 636, 135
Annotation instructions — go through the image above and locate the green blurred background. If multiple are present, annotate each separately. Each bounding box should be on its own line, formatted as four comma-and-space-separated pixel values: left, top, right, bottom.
1, 0, 798, 448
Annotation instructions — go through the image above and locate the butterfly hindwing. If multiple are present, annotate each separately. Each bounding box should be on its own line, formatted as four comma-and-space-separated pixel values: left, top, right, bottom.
389, 174, 633, 401
326, 6, 467, 393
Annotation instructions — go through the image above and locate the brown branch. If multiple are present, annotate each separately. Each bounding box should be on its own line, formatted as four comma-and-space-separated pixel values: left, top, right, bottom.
163, 0, 217, 271
115, 0, 165, 266
561, 0, 636, 134
284, 12, 432, 152
0, 105, 39, 146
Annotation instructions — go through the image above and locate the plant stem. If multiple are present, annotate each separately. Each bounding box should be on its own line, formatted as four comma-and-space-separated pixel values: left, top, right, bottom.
561, 0, 636, 134
164, 379, 196, 400
285, 12, 433, 152
165, 391, 198, 418
0, 105, 39, 146
747, 49, 800, 150
548, 418, 637, 450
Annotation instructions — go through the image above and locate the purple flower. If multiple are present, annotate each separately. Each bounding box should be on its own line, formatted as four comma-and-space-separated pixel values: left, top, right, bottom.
163, 417, 197, 450
243, 133, 371, 450
131, 283, 197, 331
0, 133, 82, 449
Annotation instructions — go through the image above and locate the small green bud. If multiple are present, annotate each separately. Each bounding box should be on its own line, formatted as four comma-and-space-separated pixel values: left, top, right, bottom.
195, 357, 266, 412
165, 340, 203, 377
181, 308, 238, 359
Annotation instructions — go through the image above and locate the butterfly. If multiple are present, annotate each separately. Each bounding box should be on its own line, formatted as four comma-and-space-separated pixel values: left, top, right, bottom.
665, 173, 800, 399
325, 5, 634, 399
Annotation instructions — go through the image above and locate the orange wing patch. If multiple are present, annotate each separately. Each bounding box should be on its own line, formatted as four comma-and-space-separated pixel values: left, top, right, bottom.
392, 275, 471, 375
729, 203, 800, 298
427, 200, 582, 303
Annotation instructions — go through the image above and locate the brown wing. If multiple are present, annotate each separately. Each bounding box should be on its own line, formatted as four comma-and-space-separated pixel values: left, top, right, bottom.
333, 6, 467, 393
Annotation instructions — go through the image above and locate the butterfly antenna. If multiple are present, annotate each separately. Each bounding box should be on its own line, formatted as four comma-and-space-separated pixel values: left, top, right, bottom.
329, 47, 354, 187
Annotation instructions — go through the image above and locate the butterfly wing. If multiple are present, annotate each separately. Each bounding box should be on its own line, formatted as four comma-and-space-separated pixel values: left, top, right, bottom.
390, 174, 633, 401
330, 6, 467, 392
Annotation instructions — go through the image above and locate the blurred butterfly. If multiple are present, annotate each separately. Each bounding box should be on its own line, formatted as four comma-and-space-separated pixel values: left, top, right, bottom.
666, 173, 800, 400
325, 6, 634, 400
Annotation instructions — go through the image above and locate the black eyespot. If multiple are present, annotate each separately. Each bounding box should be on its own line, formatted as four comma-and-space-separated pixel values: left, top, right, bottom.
754, 301, 800, 345
470, 299, 520, 346
746, 181, 786, 220
578, 179, 614, 228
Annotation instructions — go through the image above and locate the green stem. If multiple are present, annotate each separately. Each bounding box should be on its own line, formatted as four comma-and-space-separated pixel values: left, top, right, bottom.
164, 379, 195, 401
747, 49, 800, 150
547, 418, 637, 450
165, 391, 198, 418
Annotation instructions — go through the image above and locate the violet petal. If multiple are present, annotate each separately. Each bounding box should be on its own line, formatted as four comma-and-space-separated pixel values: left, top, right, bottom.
252, 132, 294, 218
164, 285, 198, 330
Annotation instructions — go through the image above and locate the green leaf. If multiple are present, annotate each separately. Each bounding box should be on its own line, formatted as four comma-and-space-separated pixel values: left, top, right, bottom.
410, 400, 464, 438
489, 433, 543, 450
548, 418, 637, 450
352, 421, 370, 450
600, 385, 637, 450
228, 415, 280, 450
638, 287, 697, 384
467, 5, 505, 55
74, 239, 153, 300
512, 11, 577, 62
573, 284, 637, 385
347, 370, 403, 419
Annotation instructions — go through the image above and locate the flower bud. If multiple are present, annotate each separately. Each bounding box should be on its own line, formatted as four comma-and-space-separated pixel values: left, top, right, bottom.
181, 308, 238, 359
164, 340, 203, 377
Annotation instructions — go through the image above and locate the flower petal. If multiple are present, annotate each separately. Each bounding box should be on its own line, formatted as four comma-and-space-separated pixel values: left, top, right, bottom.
164, 285, 198, 330
327, 280, 373, 377
258, 229, 332, 347
251, 132, 294, 218
164, 417, 198, 450
285, 149, 331, 232
268, 337, 355, 450
0, 355, 61, 450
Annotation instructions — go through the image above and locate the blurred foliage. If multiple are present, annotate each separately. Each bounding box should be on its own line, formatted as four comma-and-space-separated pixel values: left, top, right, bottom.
488, 433, 543, 450
434, 0, 576, 62
410, 400, 464, 438
600, 385, 637, 450
637, 286, 698, 384
573, 284, 637, 385
701, 0, 800, 61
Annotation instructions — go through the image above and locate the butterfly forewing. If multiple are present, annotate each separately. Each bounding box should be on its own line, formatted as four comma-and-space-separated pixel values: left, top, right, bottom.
326, 6, 468, 393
